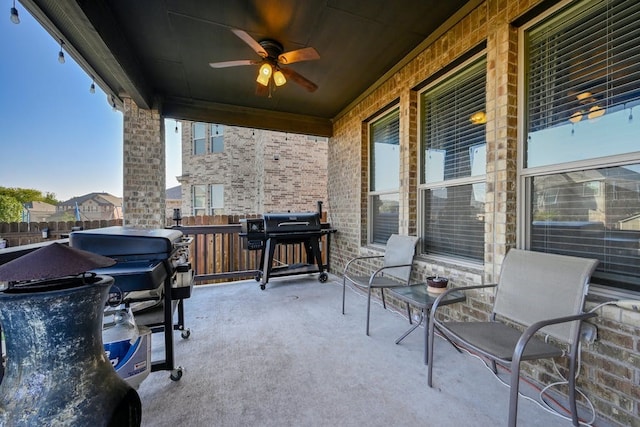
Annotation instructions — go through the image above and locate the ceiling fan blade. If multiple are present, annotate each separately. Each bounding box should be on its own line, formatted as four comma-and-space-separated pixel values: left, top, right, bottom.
231, 28, 268, 58
209, 59, 260, 68
278, 47, 320, 64
280, 67, 318, 92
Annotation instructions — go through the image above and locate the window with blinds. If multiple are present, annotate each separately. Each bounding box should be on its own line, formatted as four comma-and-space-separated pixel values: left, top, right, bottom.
523, 0, 640, 293
525, 0, 640, 167
369, 109, 400, 244
419, 56, 486, 261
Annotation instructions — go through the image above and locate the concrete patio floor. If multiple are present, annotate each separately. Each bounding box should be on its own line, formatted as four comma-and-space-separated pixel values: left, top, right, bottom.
135, 274, 600, 427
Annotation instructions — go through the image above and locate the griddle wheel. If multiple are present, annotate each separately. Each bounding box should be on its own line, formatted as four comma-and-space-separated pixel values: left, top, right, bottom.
260, 284, 266, 290
170, 367, 184, 381
181, 329, 191, 339
318, 272, 328, 283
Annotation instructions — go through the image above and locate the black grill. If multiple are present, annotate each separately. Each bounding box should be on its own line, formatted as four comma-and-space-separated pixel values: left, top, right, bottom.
240, 211, 334, 289
70, 226, 193, 379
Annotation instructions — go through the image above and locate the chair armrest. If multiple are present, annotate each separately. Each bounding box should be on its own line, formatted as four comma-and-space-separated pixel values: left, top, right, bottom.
512, 311, 598, 363
431, 284, 497, 318
343, 255, 384, 276
368, 263, 414, 287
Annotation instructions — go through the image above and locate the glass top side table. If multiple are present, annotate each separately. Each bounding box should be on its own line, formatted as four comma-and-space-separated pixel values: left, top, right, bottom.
387, 284, 465, 364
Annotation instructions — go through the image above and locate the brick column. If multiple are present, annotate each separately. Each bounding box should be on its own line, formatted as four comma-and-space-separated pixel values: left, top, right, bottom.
484, 21, 518, 282
399, 90, 418, 236
122, 97, 166, 228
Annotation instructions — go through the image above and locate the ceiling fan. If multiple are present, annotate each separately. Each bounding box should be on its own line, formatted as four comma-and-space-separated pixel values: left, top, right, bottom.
209, 28, 320, 95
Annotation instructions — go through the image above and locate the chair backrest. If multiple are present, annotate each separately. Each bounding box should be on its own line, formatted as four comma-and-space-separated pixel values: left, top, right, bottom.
382, 234, 419, 284
493, 249, 598, 345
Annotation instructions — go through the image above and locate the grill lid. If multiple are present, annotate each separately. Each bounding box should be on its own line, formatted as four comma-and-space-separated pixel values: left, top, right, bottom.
70, 226, 183, 258
263, 212, 321, 233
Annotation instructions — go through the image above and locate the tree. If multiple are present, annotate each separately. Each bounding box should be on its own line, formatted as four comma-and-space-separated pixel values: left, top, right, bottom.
0, 194, 23, 223
0, 187, 59, 205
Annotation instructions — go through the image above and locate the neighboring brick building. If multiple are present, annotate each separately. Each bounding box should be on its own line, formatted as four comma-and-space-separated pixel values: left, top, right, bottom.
178, 122, 327, 216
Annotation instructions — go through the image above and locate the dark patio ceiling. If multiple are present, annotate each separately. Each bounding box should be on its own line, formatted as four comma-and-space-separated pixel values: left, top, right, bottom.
22, 0, 475, 137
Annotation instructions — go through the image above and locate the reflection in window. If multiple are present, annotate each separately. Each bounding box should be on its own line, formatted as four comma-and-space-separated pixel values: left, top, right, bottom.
529, 165, 640, 292
525, 0, 640, 168
369, 109, 400, 244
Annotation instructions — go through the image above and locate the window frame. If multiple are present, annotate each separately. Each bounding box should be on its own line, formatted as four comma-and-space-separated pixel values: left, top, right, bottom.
417, 52, 487, 264
210, 124, 224, 153
210, 183, 224, 212
368, 108, 400, 245
518, 0, 640, 298
191, 184, 208, 216
192, 122, 206, 155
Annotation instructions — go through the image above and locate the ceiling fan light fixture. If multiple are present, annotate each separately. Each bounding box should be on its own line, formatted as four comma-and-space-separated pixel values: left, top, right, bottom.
273, 70, 286, 86
588, 105, 605, 120
569, 110, 583, 123
256, 63, 272, 86
469, 111, 487, 125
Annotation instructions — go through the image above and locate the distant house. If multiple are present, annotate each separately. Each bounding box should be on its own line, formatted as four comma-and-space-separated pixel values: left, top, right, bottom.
22, 201, 57, 222
56, 193, 123, 221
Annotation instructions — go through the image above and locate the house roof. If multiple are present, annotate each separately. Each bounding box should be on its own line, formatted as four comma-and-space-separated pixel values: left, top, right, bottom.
60, 192, 122, 206
166, 185, 182, 200
21, 0, 476, 137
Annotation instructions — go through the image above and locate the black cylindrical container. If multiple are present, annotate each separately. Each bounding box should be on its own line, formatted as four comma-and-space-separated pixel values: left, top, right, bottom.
0, 275, 141, 426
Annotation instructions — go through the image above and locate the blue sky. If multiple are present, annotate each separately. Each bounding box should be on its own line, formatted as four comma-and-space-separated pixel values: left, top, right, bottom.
0, 7, 181, 202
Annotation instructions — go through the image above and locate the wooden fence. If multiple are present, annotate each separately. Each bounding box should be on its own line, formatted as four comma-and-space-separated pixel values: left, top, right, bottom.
0, 215, 332, 286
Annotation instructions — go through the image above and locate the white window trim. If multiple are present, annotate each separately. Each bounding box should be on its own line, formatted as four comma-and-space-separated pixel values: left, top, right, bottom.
367, 108, 400, 244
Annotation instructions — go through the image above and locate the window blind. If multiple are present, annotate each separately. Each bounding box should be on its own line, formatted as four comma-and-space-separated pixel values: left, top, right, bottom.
527, 0, 640, 133
421, 59, 486, 183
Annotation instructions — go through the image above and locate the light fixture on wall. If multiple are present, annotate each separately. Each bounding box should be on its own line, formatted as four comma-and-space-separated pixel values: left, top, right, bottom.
89, 77, 96, 94
175, 120, 179, 133
10, 0, 19, 24
110, 95, 116, 111
469, 111, 487, 125
58, 39, 65, 64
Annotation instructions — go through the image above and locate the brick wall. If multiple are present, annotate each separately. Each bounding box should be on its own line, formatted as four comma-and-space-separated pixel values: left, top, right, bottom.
180, 122, 328, 215
328, 1, 640, 425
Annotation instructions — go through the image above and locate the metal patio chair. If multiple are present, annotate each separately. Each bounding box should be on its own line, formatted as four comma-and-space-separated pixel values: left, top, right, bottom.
342, 234, 419, 335
427, 249, 598, 427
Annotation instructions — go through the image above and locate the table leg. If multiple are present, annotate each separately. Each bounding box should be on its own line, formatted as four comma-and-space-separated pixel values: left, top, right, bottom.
395, 310, 423, 345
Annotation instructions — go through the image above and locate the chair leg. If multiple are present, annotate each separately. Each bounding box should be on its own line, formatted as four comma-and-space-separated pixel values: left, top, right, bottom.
407, 303, 412, 325
366, 286, 372, 336
507, 362, 521, 427
342, 277, 346, 315
381, 288, 386, 309
427, 316, 435, 386
568, 354, 580, 427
